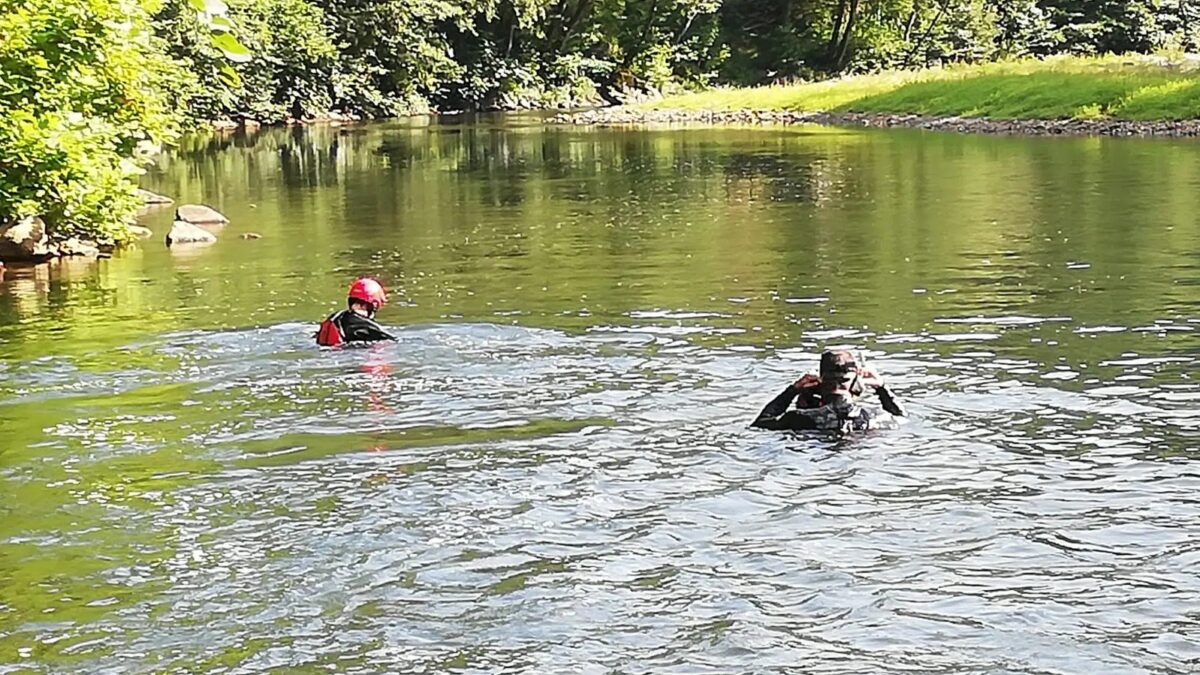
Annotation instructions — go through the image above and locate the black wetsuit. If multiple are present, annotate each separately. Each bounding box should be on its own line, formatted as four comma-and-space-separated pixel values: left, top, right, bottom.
316, 310, 395, 346
752, 384, 905, 432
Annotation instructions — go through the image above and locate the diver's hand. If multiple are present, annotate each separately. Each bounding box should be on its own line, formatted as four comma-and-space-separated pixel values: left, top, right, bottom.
793, 374, 822, 390
858, 368, 885, 389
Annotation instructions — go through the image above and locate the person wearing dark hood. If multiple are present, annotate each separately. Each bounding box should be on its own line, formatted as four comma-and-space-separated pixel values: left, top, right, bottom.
316, 277, 396, 346
752, 350, 905, 432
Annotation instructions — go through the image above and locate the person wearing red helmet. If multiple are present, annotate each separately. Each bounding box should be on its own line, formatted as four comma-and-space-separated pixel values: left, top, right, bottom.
316, 277, 396, 346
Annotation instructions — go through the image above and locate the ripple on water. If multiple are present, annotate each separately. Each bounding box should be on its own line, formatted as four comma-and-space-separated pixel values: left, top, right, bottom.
1, 322, 1198, 674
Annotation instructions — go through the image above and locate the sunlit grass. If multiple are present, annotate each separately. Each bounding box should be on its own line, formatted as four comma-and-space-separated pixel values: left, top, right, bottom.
641, 55, 1200, 120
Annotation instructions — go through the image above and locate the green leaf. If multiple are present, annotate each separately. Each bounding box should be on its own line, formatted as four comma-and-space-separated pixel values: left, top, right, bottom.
217, 62, 242, 87
209, 15, 235, 33
212, 33, 252, 63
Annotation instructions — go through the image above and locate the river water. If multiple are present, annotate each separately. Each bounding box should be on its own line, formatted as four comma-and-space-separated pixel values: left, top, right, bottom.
1, 115, 1198, 673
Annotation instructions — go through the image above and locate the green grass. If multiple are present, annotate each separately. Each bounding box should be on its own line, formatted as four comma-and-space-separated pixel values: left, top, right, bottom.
642, 55, 1200, 120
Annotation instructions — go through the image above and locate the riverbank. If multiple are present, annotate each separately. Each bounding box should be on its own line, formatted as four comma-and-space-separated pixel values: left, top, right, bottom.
206, 84, 660, 132
557, 109, 1200, 137
554, 55, 1200, 136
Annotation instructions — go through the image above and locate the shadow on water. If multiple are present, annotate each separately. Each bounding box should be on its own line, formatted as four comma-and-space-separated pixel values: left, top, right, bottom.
1, 117, 1199, 673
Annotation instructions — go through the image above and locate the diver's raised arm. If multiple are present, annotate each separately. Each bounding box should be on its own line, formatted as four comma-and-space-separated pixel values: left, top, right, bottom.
874, 385, 904, 416
859, 368, 904, 416
752, 375, 820, 429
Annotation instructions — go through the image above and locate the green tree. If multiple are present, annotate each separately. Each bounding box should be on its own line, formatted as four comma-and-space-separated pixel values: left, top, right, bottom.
0, 0, 185, 242
148, 0, 1200, 121
1042, 0, 1166, 54
992, 0, 1058, 57
311, 0, 465, 116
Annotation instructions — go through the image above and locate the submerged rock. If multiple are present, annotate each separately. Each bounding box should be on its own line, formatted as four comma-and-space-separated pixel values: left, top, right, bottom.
176, 204, 229, 225
126, 225, 154, 240
0, 216, 52, 261
57, 238, 100, 257
137, 189, 173, 205
166, 220, 217, 246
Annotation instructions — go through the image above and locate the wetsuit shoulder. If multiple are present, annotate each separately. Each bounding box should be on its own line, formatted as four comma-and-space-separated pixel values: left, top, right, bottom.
335, 311, 396, 343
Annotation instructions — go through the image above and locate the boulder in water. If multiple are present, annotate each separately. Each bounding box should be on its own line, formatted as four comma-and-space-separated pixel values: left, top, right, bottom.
126, 225, 154, 240
56, 237, 100, 257
166, 220, 217, 246
137, 189, 173, 205
0, 216, 52, 261
175, 204, 228, 225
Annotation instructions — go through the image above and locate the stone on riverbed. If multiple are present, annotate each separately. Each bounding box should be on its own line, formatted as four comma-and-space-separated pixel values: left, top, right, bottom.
175, 204, 228, 225
137, 189, 173, 205
127, 225, 154, 240
56, 238, 100, 257
166, 220, 217, 246
0, 216, 52, 261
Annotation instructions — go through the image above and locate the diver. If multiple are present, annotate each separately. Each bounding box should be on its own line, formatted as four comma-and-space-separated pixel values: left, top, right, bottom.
752, 350, 905, 432
316, 277, 396, 346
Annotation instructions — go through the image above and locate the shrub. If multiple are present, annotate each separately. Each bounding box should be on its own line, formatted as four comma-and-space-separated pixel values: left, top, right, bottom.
0, 0, 185, 241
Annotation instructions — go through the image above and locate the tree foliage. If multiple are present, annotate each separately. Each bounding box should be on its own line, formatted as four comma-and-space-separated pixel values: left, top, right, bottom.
150, 0, 1200, 122
5, 0, 1200, 242
0, 0, 186, 241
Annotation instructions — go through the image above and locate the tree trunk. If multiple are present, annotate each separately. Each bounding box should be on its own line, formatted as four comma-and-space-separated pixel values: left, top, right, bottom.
834, 0, 860, 70
677, 8, 698, 44
554, 0, 596, 53
903, 4, 919, 43
622, 0, 660, 69
503, 3, 517, 59
902, 0, 947, 69
544, 0, 566, 54
828, 0, 849, 63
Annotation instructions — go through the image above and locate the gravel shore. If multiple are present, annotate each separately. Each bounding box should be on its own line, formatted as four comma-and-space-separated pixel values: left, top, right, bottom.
552, 108, 1200, 137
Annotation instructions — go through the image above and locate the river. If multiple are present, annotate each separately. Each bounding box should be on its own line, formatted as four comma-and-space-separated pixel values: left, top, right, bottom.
1, 115, 1198, 673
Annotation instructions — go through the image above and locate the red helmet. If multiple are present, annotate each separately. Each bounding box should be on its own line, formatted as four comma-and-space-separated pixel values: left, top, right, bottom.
348, 277, 387, 311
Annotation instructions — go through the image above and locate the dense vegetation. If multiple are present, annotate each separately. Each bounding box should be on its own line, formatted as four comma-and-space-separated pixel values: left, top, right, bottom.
0, 0, 242, 243
4, 0, 1200, 244
160, 0, 1200, 121
0, 0, 182, 242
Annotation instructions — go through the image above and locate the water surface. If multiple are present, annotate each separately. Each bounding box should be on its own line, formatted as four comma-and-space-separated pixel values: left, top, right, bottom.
1, 115, 1198, 673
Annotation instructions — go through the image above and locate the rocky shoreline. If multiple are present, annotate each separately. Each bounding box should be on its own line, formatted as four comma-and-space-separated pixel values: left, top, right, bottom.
205, 85, 666, 132
0, 193, 248, 265
211, 110, 365, 131
552, 108, 1200, 138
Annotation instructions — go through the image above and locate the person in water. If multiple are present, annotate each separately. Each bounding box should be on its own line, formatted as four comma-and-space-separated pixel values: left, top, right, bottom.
316, 277, 396, 346
752, 350, 905, 432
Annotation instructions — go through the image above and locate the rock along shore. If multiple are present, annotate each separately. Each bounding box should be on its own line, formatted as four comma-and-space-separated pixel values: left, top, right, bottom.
552, 108, 1200, 138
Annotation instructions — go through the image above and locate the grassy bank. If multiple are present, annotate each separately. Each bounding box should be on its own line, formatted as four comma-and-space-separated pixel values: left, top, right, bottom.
642, 56, 1200, 121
